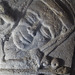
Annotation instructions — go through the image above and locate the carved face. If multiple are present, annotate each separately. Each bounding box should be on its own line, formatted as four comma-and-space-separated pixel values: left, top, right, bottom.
0, 0, 74, 51
12, 0, 74, 51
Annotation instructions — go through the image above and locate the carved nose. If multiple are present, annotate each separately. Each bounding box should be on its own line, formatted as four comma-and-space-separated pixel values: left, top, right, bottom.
27, 27, 37, 37
33, 31, 36, 36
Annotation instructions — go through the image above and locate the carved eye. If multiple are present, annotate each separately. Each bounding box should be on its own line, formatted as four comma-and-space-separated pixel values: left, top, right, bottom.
26, 12, 38, 26
40, 26, 51, 39
51, 58, 59, 70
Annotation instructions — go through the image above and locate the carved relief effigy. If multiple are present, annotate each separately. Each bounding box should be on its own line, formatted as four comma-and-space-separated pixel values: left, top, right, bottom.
0, 0, 75, 75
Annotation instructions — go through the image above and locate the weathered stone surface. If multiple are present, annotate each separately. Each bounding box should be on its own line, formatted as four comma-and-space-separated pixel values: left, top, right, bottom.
0, 0, 75, 75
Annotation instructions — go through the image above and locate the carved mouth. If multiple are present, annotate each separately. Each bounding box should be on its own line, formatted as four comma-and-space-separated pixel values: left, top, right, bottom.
19, 31, 32, 45
24, 36, 32, 44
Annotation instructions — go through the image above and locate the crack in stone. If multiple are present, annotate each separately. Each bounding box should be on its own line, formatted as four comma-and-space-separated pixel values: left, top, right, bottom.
1, 38, 6, 62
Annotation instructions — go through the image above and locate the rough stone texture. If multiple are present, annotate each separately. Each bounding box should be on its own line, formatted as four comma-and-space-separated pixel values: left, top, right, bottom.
49, 32, 75, 75
0, 0, 74, 75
